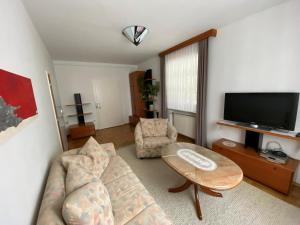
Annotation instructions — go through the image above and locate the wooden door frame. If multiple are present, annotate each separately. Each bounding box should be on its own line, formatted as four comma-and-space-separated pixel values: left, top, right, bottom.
46, 72, 65, 151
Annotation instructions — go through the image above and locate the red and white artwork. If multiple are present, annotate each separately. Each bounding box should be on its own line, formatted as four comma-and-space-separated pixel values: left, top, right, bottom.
0, 69, 38, 133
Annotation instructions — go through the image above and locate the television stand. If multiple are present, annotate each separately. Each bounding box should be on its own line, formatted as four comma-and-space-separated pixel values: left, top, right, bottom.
217, 120, 300, 143
212, 138, 299, 194
245, 130, 263, 151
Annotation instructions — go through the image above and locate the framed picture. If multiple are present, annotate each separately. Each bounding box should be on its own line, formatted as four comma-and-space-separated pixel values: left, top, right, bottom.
0, 69, 37, 134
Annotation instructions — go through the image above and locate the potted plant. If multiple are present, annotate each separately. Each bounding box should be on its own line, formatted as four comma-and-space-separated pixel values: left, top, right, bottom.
137, 76, 160, 110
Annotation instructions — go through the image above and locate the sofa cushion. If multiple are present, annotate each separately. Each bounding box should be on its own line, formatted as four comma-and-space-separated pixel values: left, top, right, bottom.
101, 156, 131, 185
105, 172, 155, 225
62, 181, 114, 225
125, 204, 172, 225
143, 136, 172, 149
105, 172, 142, 202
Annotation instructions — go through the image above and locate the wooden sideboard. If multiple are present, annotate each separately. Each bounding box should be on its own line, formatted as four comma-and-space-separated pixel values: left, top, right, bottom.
212, 138, 299, 194
69, 122, 96, 139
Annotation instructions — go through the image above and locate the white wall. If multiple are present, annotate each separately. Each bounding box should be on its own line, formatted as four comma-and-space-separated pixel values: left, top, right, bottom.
0, 0, 62, 224
207, 0, 300, 183
138, 0, 300, 182
54, 61, 137, 130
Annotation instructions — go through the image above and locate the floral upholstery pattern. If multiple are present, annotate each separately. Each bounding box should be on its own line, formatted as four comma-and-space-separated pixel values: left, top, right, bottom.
62, 157, 99, 194
61, 137, 110, 194
79, 137, 110, 174
126, 204, 172, 225
135, 121, 177, 158
101, 156, 132, 185
140, 118, 156, 137
143, 136, 172, 149
62, 181, 114, 225
37, 142, 172, 225
140, 118, 168, 137
167, 123, 178, 141
154, 119, 168, 137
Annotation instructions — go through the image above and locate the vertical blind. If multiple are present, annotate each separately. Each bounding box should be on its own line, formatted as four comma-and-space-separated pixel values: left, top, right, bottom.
165, 43, 198, 113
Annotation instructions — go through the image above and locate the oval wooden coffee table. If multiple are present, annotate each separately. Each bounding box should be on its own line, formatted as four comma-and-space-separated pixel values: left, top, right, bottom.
162, 142, 243, 220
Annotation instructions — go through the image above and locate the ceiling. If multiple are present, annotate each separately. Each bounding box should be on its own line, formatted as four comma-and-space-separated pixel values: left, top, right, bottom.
22, 0, 287, 65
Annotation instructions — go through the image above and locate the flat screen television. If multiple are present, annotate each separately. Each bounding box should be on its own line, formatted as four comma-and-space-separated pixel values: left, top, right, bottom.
224, 93, 299, 131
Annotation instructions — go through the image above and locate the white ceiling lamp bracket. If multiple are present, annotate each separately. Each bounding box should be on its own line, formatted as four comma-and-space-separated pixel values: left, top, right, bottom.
122, 25, 148, 46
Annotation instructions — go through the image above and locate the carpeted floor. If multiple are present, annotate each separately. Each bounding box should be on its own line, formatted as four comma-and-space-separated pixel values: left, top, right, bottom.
118, 145, 300, 225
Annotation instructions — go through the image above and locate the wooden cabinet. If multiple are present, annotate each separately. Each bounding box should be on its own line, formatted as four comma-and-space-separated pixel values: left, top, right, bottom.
129, 71, 145, 125
212, 138, 299, 194
69, 122, 96, 139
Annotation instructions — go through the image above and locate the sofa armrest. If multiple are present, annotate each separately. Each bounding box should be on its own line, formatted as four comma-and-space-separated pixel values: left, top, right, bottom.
167, 122, 177, 142
100, 143, 116, 157
135, 123, 144, 148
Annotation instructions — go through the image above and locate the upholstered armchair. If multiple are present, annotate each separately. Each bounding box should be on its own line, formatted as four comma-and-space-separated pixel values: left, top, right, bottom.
135, 118, 177, 158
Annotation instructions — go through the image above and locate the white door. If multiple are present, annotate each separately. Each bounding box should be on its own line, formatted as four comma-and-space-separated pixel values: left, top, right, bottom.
92, 77, 124, 129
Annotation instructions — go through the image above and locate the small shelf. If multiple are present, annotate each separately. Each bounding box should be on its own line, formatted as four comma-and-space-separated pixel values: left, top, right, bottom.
145, 78, 156, 81
217, 120, 300, 142
65, 103, 91, 106
67, 112, 93, 117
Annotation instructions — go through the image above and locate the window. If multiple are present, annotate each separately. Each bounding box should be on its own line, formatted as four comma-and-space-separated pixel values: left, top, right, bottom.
165, 43, 198, 113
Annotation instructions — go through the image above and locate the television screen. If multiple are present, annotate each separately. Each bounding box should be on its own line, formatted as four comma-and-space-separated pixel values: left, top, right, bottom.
224, 93, 299, 131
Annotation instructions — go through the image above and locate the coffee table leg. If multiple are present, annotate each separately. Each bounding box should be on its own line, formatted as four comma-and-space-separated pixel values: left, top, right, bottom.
168, 179, 192, 193
194, 184, 202, 220
201, 186, 223, 197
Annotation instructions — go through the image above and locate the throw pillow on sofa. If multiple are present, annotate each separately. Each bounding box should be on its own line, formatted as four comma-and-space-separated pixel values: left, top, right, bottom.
62, 137, 110, 194
62, 181, 114, 225
62, 157, 99, 194
79, 137, 110, 172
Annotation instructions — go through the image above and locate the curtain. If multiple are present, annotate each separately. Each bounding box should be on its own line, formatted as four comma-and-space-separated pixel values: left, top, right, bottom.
195, 39, 208, 147
160, 56, 168, 118
165, 43, 198, 113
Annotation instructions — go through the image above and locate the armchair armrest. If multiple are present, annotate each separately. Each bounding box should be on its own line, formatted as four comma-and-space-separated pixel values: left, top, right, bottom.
135, 123, 144, 148
100, 143, 116, 157
167, 122, 177, 142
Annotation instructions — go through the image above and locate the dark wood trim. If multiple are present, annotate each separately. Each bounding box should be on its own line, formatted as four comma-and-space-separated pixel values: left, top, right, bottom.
217, 121, 300, 142
159, 29, 217, 57
168, 180, 192, 193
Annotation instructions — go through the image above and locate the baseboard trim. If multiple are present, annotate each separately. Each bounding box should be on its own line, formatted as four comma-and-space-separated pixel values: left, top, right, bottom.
178, 132, 195, 141
293, 182, 300, 187
96, 123, 130, 131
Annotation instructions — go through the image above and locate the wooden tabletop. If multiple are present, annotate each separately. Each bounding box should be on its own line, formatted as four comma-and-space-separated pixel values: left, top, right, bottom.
162, 142, 243, 191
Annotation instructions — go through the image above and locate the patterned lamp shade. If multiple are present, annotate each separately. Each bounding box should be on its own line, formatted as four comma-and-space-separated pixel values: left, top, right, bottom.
122, 25, 148, 46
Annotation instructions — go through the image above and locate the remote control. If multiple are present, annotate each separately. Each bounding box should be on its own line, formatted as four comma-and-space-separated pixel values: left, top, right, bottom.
296, 133, 300, 137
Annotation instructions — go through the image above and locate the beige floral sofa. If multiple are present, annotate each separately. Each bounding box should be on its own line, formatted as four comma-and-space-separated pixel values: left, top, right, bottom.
135, 118, 177, 158
37, 137, 172, 225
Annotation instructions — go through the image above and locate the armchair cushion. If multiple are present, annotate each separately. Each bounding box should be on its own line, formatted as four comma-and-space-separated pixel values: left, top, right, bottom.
140, 118, 156, 137
143, 137, 172, 149
140, 118, 168, 137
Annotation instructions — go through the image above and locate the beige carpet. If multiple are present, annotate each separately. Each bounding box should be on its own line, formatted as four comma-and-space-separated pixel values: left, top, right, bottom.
118, 145, 300, 225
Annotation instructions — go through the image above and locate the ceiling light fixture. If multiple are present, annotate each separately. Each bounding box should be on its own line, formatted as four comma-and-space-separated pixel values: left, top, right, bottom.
122, 25, 148, 46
